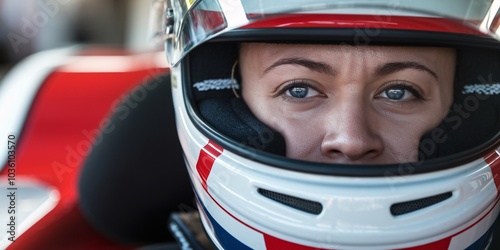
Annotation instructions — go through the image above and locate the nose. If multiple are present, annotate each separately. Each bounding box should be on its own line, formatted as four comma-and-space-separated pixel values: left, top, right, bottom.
320, 102, 383, 163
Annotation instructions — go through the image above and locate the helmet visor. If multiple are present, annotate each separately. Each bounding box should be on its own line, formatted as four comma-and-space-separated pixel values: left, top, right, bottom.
165, 0, 498, 66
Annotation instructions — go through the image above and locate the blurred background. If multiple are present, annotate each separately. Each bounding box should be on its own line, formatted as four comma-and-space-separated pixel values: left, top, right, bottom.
0, 0, 154, 78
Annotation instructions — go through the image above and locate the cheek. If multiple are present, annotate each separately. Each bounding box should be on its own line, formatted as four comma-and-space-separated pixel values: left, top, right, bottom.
279, 119, 324, 159
242, 81, 268, 116
380, 112, 442, 162
247, 102, 325, 159
382, 126, 422, 161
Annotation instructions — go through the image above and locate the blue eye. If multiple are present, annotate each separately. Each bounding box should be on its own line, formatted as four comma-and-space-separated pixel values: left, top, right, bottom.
385, 87, 405, 100
288, 86, 308, 98
379, 83, 423, 101
280, 80, 322, 100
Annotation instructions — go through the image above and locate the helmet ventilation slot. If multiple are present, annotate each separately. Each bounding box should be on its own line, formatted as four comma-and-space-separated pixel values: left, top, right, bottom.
390, 192, 452, 216
257, 188, 323, 215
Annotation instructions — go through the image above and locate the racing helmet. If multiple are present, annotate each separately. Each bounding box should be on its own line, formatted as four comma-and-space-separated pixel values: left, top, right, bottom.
154, 0, 500, 248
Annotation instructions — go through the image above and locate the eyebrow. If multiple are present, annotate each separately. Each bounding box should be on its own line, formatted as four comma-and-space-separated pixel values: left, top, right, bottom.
376, 61, 438, 80
262, 57, 336, 77
261, 58, 439, 80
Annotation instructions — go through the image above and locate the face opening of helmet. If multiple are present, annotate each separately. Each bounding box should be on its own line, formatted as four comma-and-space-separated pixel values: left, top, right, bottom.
180, 30, 500, 177
161, 1, 500, 177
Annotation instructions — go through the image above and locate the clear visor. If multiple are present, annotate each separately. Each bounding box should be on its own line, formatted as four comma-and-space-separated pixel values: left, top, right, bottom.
149, 0, 500, 66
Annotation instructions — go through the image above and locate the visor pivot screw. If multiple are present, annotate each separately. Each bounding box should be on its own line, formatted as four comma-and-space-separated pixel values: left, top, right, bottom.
165, 8, 174, 35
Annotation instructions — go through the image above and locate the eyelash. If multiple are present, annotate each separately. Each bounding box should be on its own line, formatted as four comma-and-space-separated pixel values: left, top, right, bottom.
273, 80, 322, 100
273, 80, 425, 102
379, 81, 426, 101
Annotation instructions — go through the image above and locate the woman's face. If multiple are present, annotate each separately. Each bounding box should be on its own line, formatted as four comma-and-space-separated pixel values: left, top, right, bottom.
240, 43, 456, 164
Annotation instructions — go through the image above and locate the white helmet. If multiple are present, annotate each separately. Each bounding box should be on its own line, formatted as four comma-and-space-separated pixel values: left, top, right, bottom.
155, 0, 500, 249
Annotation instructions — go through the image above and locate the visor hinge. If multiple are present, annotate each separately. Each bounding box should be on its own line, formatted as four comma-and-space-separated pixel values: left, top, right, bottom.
165, 8, 174, 36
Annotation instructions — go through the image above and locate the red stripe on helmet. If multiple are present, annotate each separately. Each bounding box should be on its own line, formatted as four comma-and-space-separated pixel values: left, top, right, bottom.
485, 150, 500, 193
196, 140, 224, 190
243, 14, 485, 36
397, 238, 451, 250
264, 234, 329, 250
400, 197, 500, 250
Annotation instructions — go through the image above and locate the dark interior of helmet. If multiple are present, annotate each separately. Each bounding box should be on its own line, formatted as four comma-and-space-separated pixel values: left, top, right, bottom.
187, 42, 287, 156
187, 39, 500, 164
419, 47, 500, 160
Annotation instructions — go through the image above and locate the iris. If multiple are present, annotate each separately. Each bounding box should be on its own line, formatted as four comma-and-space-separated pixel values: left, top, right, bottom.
385, 87, 405, 100
289, 86, 308, 98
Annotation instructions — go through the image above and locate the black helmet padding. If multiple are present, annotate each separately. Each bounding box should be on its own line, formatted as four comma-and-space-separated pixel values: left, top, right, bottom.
189, 42, 287, 156
420, 47, 500, 159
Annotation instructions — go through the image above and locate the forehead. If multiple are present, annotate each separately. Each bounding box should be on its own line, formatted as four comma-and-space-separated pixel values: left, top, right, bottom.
240, 43, 454, 62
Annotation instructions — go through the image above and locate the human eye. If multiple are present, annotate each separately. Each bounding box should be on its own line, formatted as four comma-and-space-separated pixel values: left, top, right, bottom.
377, 81, 424, 101
275, 80, 323, 100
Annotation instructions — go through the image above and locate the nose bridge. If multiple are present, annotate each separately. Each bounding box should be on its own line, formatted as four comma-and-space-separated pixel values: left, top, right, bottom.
342, 98, 370, 139
332, 92, 369, 137
321, 89, 383, 161
331, 56, 370, 129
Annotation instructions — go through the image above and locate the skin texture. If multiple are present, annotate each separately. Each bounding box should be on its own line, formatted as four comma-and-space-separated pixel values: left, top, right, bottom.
239, 43, 456, 164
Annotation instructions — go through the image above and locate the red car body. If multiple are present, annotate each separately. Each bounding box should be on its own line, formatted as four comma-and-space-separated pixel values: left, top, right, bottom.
1, 47, 172, 249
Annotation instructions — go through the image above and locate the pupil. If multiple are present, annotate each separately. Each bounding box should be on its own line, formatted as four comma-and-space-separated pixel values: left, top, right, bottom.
290, 86, 308, 98
386, 88, 404, 100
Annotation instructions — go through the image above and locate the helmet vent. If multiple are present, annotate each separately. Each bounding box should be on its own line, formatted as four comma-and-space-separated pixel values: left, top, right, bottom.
390, 192, 452, 216
257, 188, 323, 215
